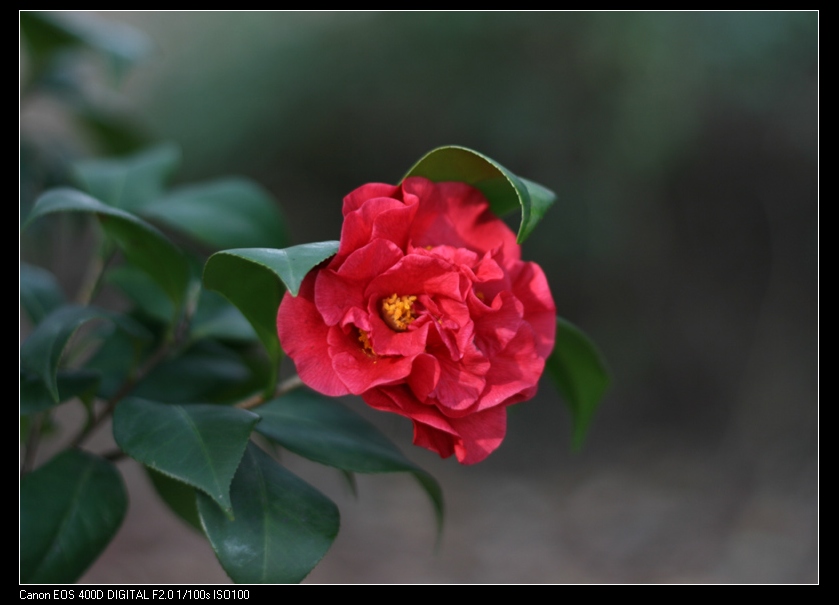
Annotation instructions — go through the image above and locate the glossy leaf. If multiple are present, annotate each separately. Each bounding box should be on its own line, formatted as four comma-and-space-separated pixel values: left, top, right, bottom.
205, 243, 339, 298
106, 264, 174, 324
72, 144, 181, 213
142, 178, 290, 250
113, 398, 259, 515
83, 322, 154, 400
25, 188, 190, 307
132, 340, 260, 404
256, 388, 443, 533
21, 449, 127, 583
402, 145, 556, 243
203, 242, 339, 390
20, 263, 65, 325
20, 369, 100, 416
198, 443, 340, 584
190, 290, 258, 343
546, 316, 610, 449
146, 467, 202, 532
21, 305, 115, 402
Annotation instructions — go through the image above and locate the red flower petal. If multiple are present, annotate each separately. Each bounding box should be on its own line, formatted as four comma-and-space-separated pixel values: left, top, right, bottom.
277, 176, 555, 465
277, 275, 349, 397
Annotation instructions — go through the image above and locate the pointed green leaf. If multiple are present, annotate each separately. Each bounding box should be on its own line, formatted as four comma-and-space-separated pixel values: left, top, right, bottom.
141, 178, 290, 250
190, 290, 258, 343
74, 104, 151, 156
106, 264, 174, 324
402, 145, 556, 243
202, 242, 339, 390
546, 316, 610, 449
133, 340, 261, 404
21, 305, 115, 402
72, 144, 181, 213
25, 188, 190, 307
205, 243, 339, 299
198, 443, 339, 584
21, 369, 100, 415
113, 398, 259, 515
255, 389, 443, 533
83, 321, 155, 400
21, 450, 127, 583
339, 469, 358, 499
20, 263, 65, 325
146, 467, 202, 532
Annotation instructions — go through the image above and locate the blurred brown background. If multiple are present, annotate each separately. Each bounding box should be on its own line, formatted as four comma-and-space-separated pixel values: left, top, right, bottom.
22, 12, 817, 583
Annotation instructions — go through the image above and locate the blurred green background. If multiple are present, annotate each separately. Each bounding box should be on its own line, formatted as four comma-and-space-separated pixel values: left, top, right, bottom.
21, 12, 817, 583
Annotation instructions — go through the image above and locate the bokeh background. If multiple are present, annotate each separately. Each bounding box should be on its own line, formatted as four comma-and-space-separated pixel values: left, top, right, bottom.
21, 12, 818, 583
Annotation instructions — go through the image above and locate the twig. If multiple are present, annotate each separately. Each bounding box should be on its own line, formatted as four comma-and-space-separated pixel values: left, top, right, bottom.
69, 338, 173, 449
100, 448, 127, 463
236, 374, 304, 410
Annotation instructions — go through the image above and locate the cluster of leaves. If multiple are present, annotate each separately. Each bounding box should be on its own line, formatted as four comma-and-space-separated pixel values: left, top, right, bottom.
21, 13, 609, 586
21, 12, 154, 217
20, 144, 447, 583
20, 143, 609, 584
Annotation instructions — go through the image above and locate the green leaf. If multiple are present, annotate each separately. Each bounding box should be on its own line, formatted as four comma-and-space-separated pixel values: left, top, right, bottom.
546, 316, 610, 449
25, 188, 190, 307
21, 305, 115, 402
202, 242, 339, 390
106, 264, 174, 324
141, 178, 290, 250
21, 12, 82, 63
72, 144, 181, 213
113, 398, 259, 515
21, 449, 127, 583
74, 104, 151, 156
402, 145, 556, 243
190, 290, 258, 343
133, 340, 260, 404
21, 369, 100, 415
20, 263, 65, 325
146, 467, 202, 532
83, 322, 154, 399
255, 388, 443, 533
197, 443, 340, 584
20, 12, 151, 80
205, 243, 339, 298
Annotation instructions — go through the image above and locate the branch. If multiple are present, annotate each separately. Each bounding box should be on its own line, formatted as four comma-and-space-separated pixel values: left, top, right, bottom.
69, 338, 173, 449
236, 374, 304, 410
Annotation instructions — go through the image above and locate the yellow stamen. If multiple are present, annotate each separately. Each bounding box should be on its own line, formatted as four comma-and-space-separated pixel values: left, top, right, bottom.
358, 329, 375, 354
381, 293, 418, 331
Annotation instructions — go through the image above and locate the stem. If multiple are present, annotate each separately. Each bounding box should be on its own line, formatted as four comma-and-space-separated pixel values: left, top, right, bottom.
236, 374, 304, 410
100, 448, 128, 463
69, 338, 173, 449
276, 374, 304, 397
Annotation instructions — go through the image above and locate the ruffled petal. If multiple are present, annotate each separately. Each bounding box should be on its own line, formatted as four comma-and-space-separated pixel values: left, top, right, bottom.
327, 325, 415, 394
277, 275, 349, 397
277, 176, 556, 465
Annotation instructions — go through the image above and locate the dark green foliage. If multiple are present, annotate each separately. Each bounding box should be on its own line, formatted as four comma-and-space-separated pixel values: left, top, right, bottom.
21, 450, 127, 583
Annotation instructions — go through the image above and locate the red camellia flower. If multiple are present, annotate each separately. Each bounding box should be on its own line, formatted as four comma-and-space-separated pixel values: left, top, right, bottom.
277, 176, 556, 464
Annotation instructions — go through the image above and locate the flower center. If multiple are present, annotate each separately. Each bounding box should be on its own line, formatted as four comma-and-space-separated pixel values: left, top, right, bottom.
358, 328, 375, 354
381, 293, 417, 331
